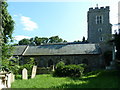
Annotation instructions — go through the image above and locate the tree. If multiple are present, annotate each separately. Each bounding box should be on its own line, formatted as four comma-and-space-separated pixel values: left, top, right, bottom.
82, 36, 85, 42
114, 31, 120, 60
49, 36, 63, 43
19, 38, 30, 45
74, 40, 81, 42
1, 1, 15, 43
34, 36, 42, 45
18, 36, 67, 45
0, 1, 15, 72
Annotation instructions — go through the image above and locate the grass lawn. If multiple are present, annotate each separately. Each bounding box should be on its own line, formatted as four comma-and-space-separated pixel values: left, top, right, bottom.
11, 70, 120, 88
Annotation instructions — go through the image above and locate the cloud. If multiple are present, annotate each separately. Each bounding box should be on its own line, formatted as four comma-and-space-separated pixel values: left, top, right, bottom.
20, 16, 38, 31
14, 35, 31, 41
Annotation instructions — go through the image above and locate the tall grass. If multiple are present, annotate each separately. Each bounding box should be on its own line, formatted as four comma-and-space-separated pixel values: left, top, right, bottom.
11, 70, 120, 88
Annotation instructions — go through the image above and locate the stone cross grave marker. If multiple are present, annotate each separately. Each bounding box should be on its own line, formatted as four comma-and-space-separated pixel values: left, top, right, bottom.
31, 66, 37, 79
22, 68, 28, 80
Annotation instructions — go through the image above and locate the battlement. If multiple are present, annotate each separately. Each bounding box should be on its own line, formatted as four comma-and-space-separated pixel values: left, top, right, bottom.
89, 6, 109, 11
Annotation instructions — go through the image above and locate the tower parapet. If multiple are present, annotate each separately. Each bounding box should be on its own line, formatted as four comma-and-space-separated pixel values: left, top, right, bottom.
89, 6, 110, 12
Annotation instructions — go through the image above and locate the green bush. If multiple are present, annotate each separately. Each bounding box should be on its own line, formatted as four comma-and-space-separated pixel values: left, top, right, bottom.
19, 58, 35, 75
37, 67, 52, 74
53, 64, 84, 77
56, 61, 65, 68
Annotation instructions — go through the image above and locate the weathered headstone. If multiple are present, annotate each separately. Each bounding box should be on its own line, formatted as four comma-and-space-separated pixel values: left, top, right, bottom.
0, 71, 8, 88
22, 68, 28, 80
7, 73, 12, 88
52, 65, 55, 71
10, 73, 15, 83
0, 75, 6, 89
31, 66, 37, 79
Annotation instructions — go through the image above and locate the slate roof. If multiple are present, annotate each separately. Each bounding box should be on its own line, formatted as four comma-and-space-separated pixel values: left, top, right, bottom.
13, 43, 101, 56
13, 45, 27, 55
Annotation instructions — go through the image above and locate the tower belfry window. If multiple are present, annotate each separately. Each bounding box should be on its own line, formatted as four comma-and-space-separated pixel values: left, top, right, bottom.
99, 37, 104, 41
96, 15, 103, 24
98, 28, 102, 32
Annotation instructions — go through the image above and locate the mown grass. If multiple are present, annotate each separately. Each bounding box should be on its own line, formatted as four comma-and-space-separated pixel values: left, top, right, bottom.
11, 70, 120, 88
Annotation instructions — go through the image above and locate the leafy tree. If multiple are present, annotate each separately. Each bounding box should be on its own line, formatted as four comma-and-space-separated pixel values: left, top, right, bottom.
34, 36, 42, 45
103, 51, 112, 66
49, 36, 63, 43
82, 36, 85, 42
34, 37, 49, 45
74, 40, 81, 42
18, 36, 67, 45
20, 58, 35, 75
19, 38, 30, 45
114, 31, 120, 60
1, 1, 15, 43
0, 1, 15, 72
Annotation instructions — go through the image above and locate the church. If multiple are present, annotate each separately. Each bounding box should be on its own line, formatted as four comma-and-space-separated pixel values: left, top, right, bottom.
13, 6, 112, 70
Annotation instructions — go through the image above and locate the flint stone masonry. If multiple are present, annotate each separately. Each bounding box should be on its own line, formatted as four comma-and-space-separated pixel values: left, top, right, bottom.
87, 6, 112, 43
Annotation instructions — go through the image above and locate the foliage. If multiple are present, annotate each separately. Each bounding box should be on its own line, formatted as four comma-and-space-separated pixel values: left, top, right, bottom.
37, 67, 52, 74
18, 36, 67, 45
1, 44, 19, 73
114, 31, 120, 60
19, 58, 35, 75
78, 64, 88, 72
12, 70, 120, 88
103, 51, 112, 66
49, 36, 63, 43
19, 38, 31, 45
1, 1, 15, 43
74, 40, 81, 42
56, 61, 65, 68
0, 1, 15, 73
74, 36, 88, 43
54, 63, 84, 77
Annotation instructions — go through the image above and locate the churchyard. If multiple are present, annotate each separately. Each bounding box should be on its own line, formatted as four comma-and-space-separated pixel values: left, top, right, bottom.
0, 60, 120, 88
11, 70, 120, 88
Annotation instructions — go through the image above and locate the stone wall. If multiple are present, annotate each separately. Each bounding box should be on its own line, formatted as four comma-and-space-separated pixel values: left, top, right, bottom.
87, 6, 112, 43
21, 54, 103, 71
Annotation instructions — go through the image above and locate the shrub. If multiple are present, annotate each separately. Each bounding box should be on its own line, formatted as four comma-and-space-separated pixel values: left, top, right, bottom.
53, 63, 84, 77
78, 64, 89, 72
56, 61, 65, 69
37, 67, 52, 74
19, 58, 35, 75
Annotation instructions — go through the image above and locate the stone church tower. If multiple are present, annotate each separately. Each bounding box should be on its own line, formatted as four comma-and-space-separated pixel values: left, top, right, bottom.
87, 6, 112, 43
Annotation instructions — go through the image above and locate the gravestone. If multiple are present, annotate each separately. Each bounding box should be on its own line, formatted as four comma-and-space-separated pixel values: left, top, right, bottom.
52, 65, 55, 71
31, 66, 37, 79
22, 68, 28, 80
10, 73, 15, 83
0, 71, 8, 88
7, 73, 11, 88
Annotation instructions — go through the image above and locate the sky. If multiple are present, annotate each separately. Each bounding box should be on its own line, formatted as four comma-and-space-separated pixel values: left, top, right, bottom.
7, 0, 119, 43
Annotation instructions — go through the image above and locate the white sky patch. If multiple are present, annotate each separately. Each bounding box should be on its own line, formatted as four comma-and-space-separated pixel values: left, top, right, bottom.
20, 16, 38, 31
13, 15, 18, 17
14, 35, 31, 41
